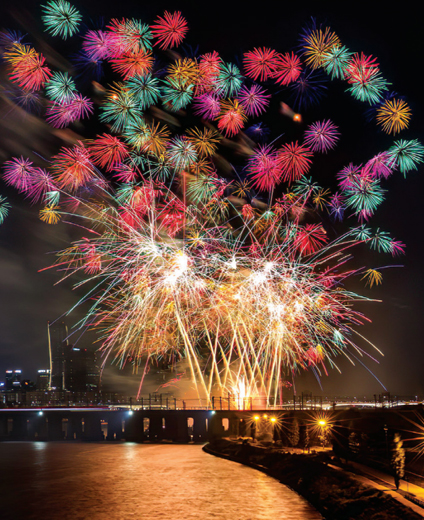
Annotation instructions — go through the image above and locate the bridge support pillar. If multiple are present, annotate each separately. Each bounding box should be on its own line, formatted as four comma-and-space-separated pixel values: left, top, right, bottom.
125, 413, 146, 442
47, 414, 64, 440
106, 413, 123, 441
149, 415, 163, 441
0, 416, 8, 440
11, 415, 28, 439
83, 415, 103, 441
68, 415, 83, 440
193, 414, 208, 442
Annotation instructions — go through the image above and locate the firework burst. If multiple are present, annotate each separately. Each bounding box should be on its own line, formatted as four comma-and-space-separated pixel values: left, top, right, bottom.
0, 9, 421, 406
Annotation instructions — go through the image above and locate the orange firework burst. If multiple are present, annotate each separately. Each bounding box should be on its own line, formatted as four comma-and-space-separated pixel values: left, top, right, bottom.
186, 127, 221, 157
110, 48, 154, 79
376, 98, 412, 135
52, 143, 95, 192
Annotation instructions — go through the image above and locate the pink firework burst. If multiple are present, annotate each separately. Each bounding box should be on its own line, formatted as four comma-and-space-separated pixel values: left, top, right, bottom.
2, 156, 35, 193
247, 145, 282, 192
90, 134, 129, 172
272, 52, 302, 86
25, 167, 57, 204
238, 84, 270, 117
113, 163, 139, 183
303, 119, 340, 153
82, 30, 114, 60
68, 94, 94, 120
150, 11, 188, 50
243, 47, 279, 82
46, 101, 77, 128
193, 93, 221, 120
337, 163, 361, 190
363, 152, 396, 180
278, 142, 313, 183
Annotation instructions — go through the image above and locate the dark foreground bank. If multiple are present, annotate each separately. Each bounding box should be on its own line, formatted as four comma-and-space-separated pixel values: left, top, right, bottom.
204, 439, 423, 520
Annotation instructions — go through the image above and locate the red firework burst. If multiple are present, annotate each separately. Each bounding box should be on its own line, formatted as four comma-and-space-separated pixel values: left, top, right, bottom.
278, 142, 313, 183
272, 52, 302, 86
243, 47, 279, 81
151, 11, 188, 50
90, 134, 129, 172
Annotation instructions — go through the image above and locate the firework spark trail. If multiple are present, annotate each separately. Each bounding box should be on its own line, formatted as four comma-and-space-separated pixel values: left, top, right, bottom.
0, 8, 422, 404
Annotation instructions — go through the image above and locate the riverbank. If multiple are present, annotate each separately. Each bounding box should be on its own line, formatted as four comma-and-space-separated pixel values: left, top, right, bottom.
204, 439, 424, 520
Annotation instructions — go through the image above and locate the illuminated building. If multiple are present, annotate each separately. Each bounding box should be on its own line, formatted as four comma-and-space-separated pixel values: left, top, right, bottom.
5, 369, 22, 391
36, 369, 50, 390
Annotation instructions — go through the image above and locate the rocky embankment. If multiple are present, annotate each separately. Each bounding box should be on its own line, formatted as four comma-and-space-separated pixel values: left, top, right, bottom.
204, 439, 423, 520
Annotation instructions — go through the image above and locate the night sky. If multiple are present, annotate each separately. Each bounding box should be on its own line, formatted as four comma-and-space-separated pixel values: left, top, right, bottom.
0, 0, 423, 397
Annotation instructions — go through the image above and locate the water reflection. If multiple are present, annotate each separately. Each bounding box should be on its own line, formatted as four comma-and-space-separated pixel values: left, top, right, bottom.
0, 443, 321, 520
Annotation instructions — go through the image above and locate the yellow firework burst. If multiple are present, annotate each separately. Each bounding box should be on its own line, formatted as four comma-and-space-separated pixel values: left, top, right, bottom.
361, 269, 383, 288
167, 58, 200, 84
313, 188, 331, 211
186, 127, 221, 157
376, 98, 412, 135
39, 205, 61, 224
302, 27, 340, 69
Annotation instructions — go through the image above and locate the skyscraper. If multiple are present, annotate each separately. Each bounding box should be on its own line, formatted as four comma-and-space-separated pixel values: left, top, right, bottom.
36, 369, 50, 391
64, 346, 99, 392
5, 370, 22, 391
48, 321, 69, 390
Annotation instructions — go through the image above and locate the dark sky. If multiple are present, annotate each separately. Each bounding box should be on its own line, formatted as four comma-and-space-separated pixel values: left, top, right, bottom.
0, 0, 423, 397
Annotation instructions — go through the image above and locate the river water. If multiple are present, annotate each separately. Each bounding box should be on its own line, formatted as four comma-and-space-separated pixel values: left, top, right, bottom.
0, 442, 321, 520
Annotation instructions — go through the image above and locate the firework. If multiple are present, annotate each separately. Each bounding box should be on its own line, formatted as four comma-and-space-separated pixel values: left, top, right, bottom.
45, 71, 77, 102
4, 43, 52, 91
388, 139, 424, 175
151, 11, 188, 50
0, 196, 11, 224
272, 52, 302, 85
345, 53, 389, 104
243, 47, 279, 81
288, 68, 328, 109
192, 93, 221, 120
126, 73, 161, 109
110, 48, 154, 80
321, 44, 353, 79
217, 99, 247, 137
107, 18, 153, 55
82, 30, 114, 61
301, 26, 340, 69
216, 63, 243, 98
376, 98, 412, 135
238, 84, 270, 117
278, 142, 313, 183
304, 120, 340, 153
161, 76, 194, 111
41, 0, 82, 39
0, 9, 421, 407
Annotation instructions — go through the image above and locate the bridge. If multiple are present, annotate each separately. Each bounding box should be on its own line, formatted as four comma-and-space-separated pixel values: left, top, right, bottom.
0, 404, 421, 442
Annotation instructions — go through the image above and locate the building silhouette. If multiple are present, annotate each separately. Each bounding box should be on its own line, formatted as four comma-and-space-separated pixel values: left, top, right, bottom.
5, 369, 22, 391
64, 346, 99, 392
47, 320, 100, 392
36, 369, 50, 391
48, 320, 69, 390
